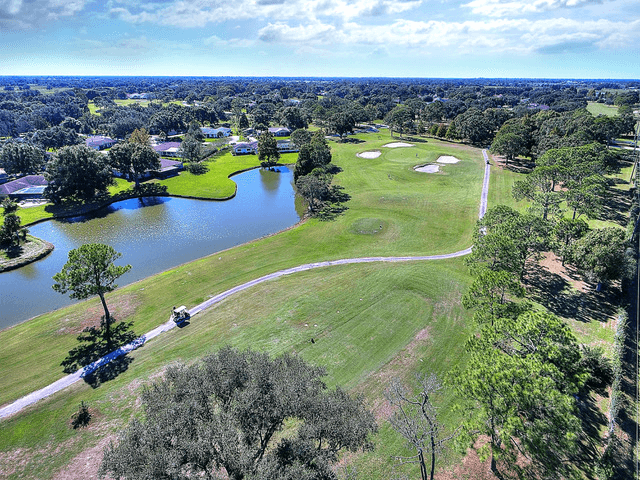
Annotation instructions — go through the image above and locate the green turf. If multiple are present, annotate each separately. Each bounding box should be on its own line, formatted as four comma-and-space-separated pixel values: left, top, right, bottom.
0, 131, 622, 479
587, 102, 619, 117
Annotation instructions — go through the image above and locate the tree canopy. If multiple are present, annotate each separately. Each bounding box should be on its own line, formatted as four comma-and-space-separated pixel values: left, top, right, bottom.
108, 142, 160, 188
44, 144, 114, 203
0, 140, 46, 175
258, 131, 280, 168
53, 243, 131, 351
100, 347, 377, 480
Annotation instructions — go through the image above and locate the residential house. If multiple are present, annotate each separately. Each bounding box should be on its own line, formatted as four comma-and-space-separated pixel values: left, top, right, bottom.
276, 139, 299, 153
268, 127, 291, 137
153, 142, 182, 158
0, 168, 7, 185
0, 175, 48, 199
232, 142, 258, 155
201, 127, 232, 138
156, 159, 184, 178
86, 135, 117, 150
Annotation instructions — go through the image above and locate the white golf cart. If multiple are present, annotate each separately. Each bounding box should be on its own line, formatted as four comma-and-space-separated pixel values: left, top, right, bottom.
172, 305, 190, 324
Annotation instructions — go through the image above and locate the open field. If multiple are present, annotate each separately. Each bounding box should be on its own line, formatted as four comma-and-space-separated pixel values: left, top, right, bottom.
0, 131, 630, 479
587, 101, 620, 117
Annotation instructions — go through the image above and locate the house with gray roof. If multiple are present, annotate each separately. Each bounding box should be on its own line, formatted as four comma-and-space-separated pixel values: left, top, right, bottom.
268, 127, 291, 137
153, 142, 182, 158
0, 175, 48, 199
232, 142, 258, 155
201, 127, 232, 138
86, 136, 117, 150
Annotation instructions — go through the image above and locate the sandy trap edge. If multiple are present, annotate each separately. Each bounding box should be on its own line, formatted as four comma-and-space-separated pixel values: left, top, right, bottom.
383, 142, 414, 148
436, 155, 460, 164
414, 164, 440, 173
356, 150, 382, 159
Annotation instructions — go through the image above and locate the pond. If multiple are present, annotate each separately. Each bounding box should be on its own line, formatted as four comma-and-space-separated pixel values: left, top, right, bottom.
0, 167, 303, 329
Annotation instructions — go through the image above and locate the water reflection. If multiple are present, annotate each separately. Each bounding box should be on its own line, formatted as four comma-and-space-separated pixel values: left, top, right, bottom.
258, 167, 283, 194
0, 167, 301, 329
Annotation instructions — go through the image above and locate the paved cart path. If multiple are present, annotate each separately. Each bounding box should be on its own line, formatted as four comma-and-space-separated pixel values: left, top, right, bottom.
0, 150, 491, 419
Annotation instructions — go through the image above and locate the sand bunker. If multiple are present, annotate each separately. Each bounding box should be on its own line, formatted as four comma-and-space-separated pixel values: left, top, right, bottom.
357, 150, 381, 159
414, 164, 440, 173
436, 155, 460, 164
384, 142, 414, 148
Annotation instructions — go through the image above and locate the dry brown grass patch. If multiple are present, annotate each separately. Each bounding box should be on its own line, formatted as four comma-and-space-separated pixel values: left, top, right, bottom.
55, 293, 140, 335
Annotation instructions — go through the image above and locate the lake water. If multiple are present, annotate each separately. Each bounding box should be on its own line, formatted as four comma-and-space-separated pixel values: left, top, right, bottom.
0, 167, 303, 329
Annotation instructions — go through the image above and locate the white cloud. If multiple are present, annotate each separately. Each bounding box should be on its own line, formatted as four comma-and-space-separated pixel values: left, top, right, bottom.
257, 16, 640, 55
109, 0, 423, 28
0, 0, 87, 29
462, 0, 606, 17
203, 35, 255, 47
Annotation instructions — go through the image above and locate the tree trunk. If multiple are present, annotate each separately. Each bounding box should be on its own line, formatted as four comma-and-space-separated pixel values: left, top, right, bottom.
418, 449, 428, 480
98, 292, 112, 351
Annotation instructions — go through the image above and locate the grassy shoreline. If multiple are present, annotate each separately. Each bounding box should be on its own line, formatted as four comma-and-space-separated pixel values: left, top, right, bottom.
0, 235, 54, 272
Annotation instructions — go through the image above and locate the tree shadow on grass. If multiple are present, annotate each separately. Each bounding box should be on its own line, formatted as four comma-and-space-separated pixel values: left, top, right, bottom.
600, 185, 632, 227
83, 355, 134, 389
62, 316, 138, 388
574, 393, 608, 466
3, 244, 24, 259
316, 186, 351, 221
341, 137, 365, 144
525, 262, 620, 323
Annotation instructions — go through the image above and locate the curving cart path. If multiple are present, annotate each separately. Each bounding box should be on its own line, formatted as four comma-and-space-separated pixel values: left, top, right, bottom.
0, 151, 492, 419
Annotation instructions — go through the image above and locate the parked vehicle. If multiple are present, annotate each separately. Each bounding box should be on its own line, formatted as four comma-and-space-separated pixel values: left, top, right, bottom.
172, 305, 190, 324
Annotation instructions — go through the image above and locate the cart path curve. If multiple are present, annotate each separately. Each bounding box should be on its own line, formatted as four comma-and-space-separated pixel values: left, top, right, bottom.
0, 150, 491, 419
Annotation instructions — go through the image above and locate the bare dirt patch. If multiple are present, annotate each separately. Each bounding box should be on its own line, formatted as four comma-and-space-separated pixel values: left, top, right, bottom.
538, 252, 587, 293
436, 155, 460, 164
56, 293, 140, 335
384, 142, 414, 148
356, 150, 381, 159
363, 326, 433, 421
414, 164, 440, 173
51, 435, 115, 480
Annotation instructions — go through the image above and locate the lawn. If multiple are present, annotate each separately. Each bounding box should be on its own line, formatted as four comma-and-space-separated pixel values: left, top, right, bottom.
587, 101, 619, 117
0, 131, 625, 479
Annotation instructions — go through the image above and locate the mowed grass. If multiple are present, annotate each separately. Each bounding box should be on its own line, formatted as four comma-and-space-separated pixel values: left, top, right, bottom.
587, 101, 619, 117
0, 132, 501, 479
0, 260, 474, 479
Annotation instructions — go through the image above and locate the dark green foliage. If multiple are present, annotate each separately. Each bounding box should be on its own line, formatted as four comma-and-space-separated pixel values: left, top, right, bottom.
468, 205, 550, 280
186, 161, 209, 175
71, 401, 91, 429
0, 198, 27, 247
108, 142, 160, 188
296, 173, 331, 213
99, 347, 377, 480
567, 227, 628, 285
279, 106, 308, 131
462, 266, 527, 326
290, 128, 313, 149
0, 140, 46, 175
452, 310, 585, 477
385, 105, 415, 138
552, 217, 589, 264
258, 131, 280, 168
327, 112, 355, 141
293, 131, 332, 181
44, 144, 114, 203
178, 133, 202, 163
578, 345, 614, 395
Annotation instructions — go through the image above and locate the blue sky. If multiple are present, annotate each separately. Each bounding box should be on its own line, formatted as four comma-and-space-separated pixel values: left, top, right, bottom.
0, 0, 638, 78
